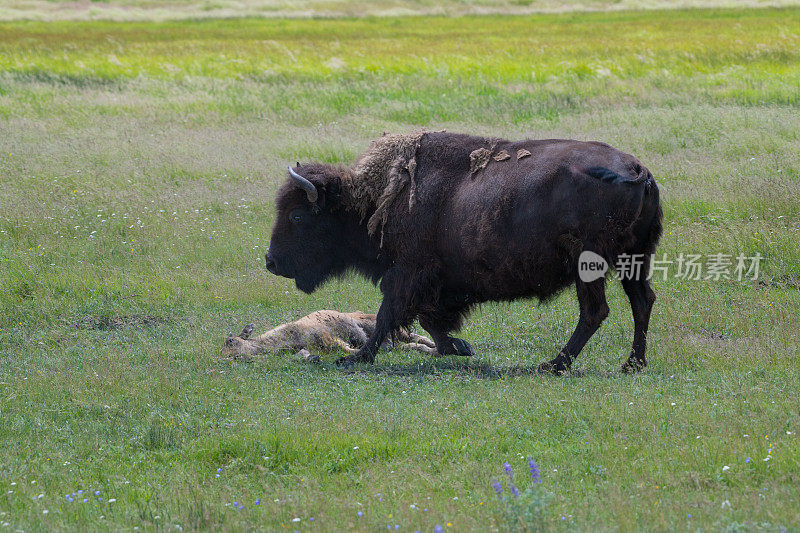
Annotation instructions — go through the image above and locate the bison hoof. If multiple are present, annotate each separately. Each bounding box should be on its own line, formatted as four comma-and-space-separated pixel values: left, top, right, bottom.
537, 357, 570, 376
621, 357, 647, 374
439, 337, 474, 357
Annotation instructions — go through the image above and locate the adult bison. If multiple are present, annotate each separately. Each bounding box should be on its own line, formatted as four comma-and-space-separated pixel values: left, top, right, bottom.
266, 132, 662, 373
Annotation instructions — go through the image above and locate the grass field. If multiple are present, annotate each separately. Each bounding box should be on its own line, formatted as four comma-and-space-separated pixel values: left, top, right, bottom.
1, 5, 800, 531
3, 0, 800, 21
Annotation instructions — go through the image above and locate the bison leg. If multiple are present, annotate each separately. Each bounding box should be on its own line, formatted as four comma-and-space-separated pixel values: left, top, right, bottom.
336, 271, 410, 367
336, 301, 396, 367
620, 278, 656, 373
538, 278, 609, 375
419, 313, 474, 357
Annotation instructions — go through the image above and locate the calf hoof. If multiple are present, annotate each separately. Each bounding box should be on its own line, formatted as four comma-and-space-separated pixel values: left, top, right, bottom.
537, 357, 570, 376
621, 357, 647, 374
439, 337, 474, 357
296, 349, 320, 364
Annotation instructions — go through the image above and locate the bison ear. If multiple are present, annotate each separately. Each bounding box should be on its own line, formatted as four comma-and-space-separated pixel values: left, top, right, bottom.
323, 178, 341, 208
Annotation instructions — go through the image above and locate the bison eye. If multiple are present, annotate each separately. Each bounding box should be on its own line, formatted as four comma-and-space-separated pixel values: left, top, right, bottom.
289, 211, 303, 224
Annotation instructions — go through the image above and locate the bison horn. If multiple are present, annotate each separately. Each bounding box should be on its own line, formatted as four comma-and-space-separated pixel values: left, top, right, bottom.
288, 166, 318, 203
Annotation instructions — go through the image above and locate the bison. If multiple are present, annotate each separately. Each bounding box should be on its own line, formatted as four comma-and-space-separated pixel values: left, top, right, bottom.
222, 310, 437, 362
266, 132, 662, 374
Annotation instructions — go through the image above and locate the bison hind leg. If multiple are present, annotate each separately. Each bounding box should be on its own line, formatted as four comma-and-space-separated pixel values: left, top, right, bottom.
538, 277, 609, 375
419, 312, 474, 357
620, 277, 656, 373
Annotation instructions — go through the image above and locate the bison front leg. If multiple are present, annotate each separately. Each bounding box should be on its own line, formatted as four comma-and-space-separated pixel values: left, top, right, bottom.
335, 299, 397, 367
538, 277, 609, 375
335, 269, 412, 368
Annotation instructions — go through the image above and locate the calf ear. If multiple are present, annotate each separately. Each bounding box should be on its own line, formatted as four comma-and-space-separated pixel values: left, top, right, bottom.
240, 324, 255, 339
225, 333, 236, 346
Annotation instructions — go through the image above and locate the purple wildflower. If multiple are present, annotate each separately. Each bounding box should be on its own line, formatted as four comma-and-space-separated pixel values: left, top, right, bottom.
503, 462, 513, 479
357, 511, 363, 517
94, 490, 100, 496
492, 479, 503, 496
254, 499, 260, 505
435, 526, 444, 533
745, 457, 751, 463
309, 517, 315, 522
510, 484, 520, 498
528, 458, 542, 483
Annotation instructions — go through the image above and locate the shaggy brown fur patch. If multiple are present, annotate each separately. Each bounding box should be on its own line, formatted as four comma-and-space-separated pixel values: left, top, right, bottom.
344, 132, 426, 244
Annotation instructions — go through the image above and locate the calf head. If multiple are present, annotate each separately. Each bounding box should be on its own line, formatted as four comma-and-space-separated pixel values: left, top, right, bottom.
221, 324, 261, 362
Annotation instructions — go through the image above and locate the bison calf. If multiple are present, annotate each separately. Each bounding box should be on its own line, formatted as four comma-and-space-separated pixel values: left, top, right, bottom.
222, 310, 437, 362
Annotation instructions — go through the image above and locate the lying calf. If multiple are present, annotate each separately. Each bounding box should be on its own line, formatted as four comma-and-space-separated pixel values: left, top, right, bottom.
222, 310, 437, 362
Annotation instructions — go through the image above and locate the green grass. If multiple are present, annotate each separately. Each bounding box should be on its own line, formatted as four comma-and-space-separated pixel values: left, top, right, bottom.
1, 6, 800, 531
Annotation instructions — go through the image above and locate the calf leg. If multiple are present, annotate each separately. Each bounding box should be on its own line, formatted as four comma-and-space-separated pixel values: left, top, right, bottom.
406, 332, 437, 349
398, 342, 438, 356
620, 278, 656, 373
330, 337, 360, 355
538, 278, 609, 375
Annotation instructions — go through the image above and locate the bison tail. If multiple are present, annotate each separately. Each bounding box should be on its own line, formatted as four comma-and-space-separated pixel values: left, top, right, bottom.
628, 167, 662, 259
585, 164, 653, 186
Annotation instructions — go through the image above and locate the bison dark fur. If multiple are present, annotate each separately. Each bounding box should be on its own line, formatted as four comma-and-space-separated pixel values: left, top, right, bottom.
266, 132, 662, 374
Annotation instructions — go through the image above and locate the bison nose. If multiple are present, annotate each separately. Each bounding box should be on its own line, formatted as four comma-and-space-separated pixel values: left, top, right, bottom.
265, 251, 278, 274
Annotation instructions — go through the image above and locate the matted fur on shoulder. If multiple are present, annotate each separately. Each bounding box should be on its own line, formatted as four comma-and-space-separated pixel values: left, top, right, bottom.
342, 131, 428, 244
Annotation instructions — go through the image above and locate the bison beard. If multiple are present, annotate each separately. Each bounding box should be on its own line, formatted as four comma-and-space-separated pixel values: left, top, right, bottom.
266, 132, 662, 374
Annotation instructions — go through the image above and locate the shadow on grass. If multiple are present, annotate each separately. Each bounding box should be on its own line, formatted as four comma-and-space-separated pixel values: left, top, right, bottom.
316, 358, 621, 380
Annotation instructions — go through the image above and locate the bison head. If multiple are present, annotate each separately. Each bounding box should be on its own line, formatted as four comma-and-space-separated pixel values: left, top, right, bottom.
266, 164, 380, 293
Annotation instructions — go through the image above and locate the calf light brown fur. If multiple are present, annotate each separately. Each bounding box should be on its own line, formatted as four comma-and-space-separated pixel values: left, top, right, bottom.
222, 310, 437, 362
